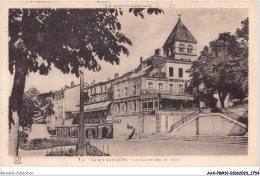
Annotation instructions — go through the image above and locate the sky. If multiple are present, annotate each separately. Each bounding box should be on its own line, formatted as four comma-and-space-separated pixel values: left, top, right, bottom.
8, 8, 248, 94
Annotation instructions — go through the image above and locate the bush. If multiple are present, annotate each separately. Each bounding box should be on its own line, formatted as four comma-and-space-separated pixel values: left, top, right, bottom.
211, 107, 222, 113
203, 94, 218, 108
232, 99, 243, 107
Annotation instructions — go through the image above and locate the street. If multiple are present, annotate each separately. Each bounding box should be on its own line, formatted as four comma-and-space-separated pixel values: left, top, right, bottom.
19, 138, 247, 156
89, 139, 247, 156
87, 138, 248, 156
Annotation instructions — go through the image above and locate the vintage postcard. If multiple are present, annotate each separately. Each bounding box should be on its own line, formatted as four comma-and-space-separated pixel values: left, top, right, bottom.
1, 1, 258, 167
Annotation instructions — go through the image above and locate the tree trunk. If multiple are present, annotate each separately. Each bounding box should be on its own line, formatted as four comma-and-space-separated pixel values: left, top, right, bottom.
218, 91, 227, 109
219, 97, 225, 109
9, 55, 27, 156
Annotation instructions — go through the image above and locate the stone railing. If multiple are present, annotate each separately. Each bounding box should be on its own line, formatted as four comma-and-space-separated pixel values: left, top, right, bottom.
170, 110, 199, 132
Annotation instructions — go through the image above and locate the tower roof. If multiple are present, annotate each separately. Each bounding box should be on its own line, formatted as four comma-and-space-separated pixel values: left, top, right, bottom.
163, 16, 197, 48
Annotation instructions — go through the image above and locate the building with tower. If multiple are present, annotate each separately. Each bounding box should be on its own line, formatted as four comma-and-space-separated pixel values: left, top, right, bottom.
109, 15, 197, 139
55, 15, 201, 139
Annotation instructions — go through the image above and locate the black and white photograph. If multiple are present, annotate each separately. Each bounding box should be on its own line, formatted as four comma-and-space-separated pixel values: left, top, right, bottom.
1, 1, 258, 169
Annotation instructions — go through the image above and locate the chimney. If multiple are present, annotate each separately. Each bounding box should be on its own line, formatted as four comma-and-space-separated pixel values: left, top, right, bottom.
140, 57, 143, 69
155, 48, 161, 56
108, 78, 110, 81
91, 80, 95, 85
71, 81, 74, 87
115, 73, 119, 79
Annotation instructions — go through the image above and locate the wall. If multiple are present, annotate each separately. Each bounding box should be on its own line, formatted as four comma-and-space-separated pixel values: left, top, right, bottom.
143, 115, 157, 137
86, 82, 112, 103
158, 109, 195, 133
113, 116, 140, 139
64, 86, 80, 112
171, 119, 197, 136
174, 41, 197, 58
171, 115, 247, 136
141, 77, 189, 96
113, 78, 141, 100
199, 116, 234, 136
165, 61, 192, 80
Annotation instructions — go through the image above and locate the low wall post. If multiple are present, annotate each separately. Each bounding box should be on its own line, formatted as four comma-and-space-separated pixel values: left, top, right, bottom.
196, 117, 199, 135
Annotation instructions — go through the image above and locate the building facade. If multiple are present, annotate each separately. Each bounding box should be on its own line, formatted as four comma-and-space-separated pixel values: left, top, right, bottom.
109, 16, 197, 139
55, 16, 199, 139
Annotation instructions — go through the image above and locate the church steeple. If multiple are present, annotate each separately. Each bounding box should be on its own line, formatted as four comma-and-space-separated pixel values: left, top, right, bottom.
162, 15, 197, 59
163, 15, 197, 49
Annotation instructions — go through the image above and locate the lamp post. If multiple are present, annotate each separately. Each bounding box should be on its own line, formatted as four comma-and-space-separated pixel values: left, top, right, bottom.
76, 69, 86, 156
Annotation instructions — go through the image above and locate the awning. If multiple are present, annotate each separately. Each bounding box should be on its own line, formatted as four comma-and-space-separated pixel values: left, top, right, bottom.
100, 101, 111, 108
84, 100, 111, 112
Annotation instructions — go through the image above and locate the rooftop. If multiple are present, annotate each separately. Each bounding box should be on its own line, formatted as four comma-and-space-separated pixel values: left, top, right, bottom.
163, 16, 197, 48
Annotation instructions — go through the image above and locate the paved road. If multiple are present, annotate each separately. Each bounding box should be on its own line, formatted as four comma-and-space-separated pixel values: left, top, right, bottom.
88, 139, 247, 156
19, 139, 247, 156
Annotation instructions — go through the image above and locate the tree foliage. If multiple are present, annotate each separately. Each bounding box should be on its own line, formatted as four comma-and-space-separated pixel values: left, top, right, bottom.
19, 87, 54, 128
8, 8, 163, 155
19, 87, 40, 128
9, 8, 163, 118
187, 17, 249, 108
9, 8, 163, 77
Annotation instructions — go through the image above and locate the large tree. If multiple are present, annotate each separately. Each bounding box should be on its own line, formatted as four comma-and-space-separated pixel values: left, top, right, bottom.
19, 87, 54, 129
187, 18, 248, 108
9, 8, 163, 156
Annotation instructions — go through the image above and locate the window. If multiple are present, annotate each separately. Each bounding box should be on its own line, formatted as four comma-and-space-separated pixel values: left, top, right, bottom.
116, 103, 120, 113
94, 88, 96, 94
179, 43, 184, 53
169, 67, 173, 77
148, 99, 153, 110
158, 83, 163, 92
166, 48, 169, 56
117, 89, 120, 98
142, 101, 147, 110
123, 102, 127, 112
187, 45, 193, 53
154, 97, 159, 109
142, 98, 154, 111
169, 84, 173, 93
124, 86, 128, 97
133, 100, 136, 111
179, 84, 184, 94
105, 85, 107, 91
148, 82, 153, 89
133, 84, 137, 95
100, 86, 103, 93
170, 47, 173, 55
179, 68, 183, 78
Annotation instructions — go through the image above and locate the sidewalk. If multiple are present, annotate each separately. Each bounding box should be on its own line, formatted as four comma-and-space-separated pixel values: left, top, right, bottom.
132, 134, 248, 145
